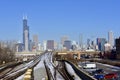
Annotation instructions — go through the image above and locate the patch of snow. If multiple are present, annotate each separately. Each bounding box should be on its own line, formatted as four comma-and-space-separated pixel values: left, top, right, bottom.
65, 62, 81, 80
34, 61, 44, 70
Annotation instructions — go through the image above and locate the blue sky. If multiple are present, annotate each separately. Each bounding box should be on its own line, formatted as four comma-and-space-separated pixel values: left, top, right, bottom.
0, 0, 120, 43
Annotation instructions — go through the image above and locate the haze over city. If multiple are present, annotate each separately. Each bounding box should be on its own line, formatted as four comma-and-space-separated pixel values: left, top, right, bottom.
0, 0, 120, 42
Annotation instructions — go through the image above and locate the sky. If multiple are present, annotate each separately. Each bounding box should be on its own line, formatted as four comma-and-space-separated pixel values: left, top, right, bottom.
0, 0, 120, 43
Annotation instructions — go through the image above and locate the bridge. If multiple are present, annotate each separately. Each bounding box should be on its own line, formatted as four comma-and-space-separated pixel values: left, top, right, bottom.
15, 51, 43, 61
55, 51, 100, 59
15, 50, 100, 61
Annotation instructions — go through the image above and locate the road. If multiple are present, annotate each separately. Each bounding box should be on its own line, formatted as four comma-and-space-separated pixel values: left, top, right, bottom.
78, 61, 120, 80
96, 62, 120, 74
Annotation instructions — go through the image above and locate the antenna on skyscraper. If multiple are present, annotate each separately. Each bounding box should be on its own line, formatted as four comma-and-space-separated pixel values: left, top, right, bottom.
25, 15, 27, 20
23, 13, 27, 19
23, 14, 25, 19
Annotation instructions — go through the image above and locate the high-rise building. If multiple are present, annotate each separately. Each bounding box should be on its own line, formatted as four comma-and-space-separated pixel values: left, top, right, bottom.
33, 35, 39, 50
16, 42, 24, 52
64, 40, 72, 51
115, 37, 120, 54
54, 41, 58, 50
104, 43, 111, 51
79, 34, 83, 49
47, 40, 54, 50
87, 39, 90, 49
61, 36, 68, 46
43, 41, 47, 51
71, 41, 78, 51
23, 16, 30, 52
29, 40, 34, 51
97, 38, 106, 51
38, 42, 43, 51
108, 31, 114, 48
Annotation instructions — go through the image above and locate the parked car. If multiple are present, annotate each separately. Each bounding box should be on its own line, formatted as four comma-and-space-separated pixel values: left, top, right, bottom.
92, 69, 104, 75
104, 71, 120, 80
94, 74, 104, 80
83, 63, 96, 69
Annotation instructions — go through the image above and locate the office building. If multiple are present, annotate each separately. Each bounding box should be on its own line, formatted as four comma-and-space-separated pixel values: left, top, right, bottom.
104, 43, 111, 51
43, 41, 47, 51
79, 34, 83, 49
71, 41, 78, 51
23, 16, 30, 52
97, 38, 106, 51
33, 35, 39, 50
61, 36, 68, 46
108, 31, 114, 48
64, 40, 72, 51
29, 40, 34, 51
87, 39, 91, 49
47, 40, 54, 50
16, 42, 24, 52
54, 41, 58, 50
38, 42, 43, 51
115, 37, 120, 54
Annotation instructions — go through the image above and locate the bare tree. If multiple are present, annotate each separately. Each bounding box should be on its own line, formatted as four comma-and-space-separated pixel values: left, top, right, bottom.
0, 46, 15, 64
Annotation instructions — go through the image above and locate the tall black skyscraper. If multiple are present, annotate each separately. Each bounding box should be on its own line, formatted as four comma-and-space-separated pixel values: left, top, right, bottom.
23, 16, 30, 51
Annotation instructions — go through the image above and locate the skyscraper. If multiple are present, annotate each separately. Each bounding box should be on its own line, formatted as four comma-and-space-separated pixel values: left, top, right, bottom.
87, 39, 90, 49
47, 40, 54, 50
97, 38, 106, 51
108, 31, 114, 48
79, 34, 83, 49
54, 41, 58, 50
23, 16, 30, 52
64, 40, 72, 51
115, 37, 120, 54
61, 36, 68, 46
43, 41, 47, 51
16, 42, 24, 52
33, 34, 39, 50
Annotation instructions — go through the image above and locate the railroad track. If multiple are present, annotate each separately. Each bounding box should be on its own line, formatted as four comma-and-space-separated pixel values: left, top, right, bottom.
44, 52, 73, 80
0, 62, 23, 79
44, 52, 95, 80
56, 61, 74, 80
0, 56, 41, 80
44, 61, 67, 80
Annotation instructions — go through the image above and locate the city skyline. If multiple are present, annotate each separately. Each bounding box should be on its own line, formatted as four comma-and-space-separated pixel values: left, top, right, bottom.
0, 0, 120, 42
